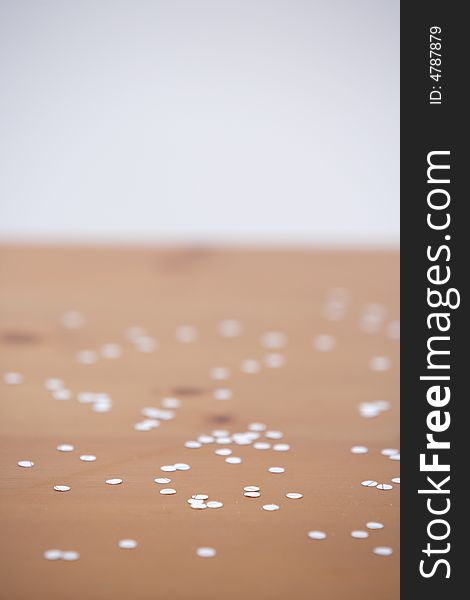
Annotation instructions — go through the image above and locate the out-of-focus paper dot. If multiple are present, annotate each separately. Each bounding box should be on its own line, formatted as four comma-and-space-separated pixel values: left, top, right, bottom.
213, 388, 232, 401
44, 549, 62, 561
369, 356, 391, 372
264, 353, 285, 368
313, 334, 335, 352
62, 550, 80, 561
261, 332, 286, 349
101, 343, 122, 359
76, 350, 97, 365
4, 372, 23, 385
196, 546, 216, 558
118, 539, 138, 549
61, 310, 84, 329
241, 359, 260, 374
176, 325, 198, 343
218, 319, 242, 338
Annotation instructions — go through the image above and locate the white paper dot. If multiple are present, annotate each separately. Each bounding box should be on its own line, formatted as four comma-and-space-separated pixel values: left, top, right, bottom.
351, 445, 368, 454
381, 448, 399, 456
262, 504, 279, 511
215, 448, 232, 456
225, 457, 242, 464
174, 463, 190, 471
57, 444, 74, 452
248, 422, 266, 432
207, 501, 223, 509
233, 434, 253, 446
134, 421, 153, 431
160, 488, 177, 495
17, 460, 34, 468
215, 436, 232, 445
189, 501, 207, 509
308, 530, 326, 540
265, 430, 283, 440
154, 477, 172, 484
373, 546, 393, 556
198, 434, 215, 444
244, 486, 260, 492
351, 530, 369, 539
377, 483, 393, 491
390, 453, 400, 461
105, 478, 123, 485
273, 443, 290, 452
361, 480, 378, 487
185, 441, 202, 449
54, 485, 71, 492
253, 442, 271, 450
244, 491, 261, 498
156, 409, 174, 421
391, 477, 400, 484
286, 492, 303, 499
268, 467, 285, 474
80, 455, 96, 462
212, 429, 229, 437
366, 522, 384, 530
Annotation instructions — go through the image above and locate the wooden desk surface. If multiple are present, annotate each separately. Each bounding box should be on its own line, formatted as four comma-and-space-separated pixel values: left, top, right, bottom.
0, 246, 399, 600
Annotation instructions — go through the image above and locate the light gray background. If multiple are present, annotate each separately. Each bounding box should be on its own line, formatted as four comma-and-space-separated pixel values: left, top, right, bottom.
0, 0, 399, 245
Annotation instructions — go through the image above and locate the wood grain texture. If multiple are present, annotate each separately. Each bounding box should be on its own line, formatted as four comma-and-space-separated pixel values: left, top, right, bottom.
0, 246, 399, 600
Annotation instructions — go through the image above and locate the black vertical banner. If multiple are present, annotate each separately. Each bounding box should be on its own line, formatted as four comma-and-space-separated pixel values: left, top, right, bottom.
401, 1, 465, 597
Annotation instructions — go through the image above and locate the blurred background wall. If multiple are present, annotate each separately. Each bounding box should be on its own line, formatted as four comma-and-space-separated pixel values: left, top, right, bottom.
0, 0, 399, 246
